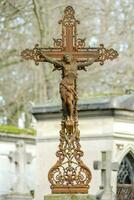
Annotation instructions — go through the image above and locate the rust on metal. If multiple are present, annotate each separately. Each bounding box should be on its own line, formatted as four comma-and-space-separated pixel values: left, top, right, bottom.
21, 6, 119, 194
21, 6, 118, 64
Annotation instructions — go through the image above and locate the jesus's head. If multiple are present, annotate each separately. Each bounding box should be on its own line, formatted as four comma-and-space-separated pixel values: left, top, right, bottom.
63, 53, 73, 63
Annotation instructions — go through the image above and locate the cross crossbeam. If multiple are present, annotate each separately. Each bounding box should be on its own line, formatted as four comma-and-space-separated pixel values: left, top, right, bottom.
21, 6, 118, 65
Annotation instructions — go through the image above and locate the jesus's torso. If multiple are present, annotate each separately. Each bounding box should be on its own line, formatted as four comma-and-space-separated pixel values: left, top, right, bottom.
62, 61, 77, 79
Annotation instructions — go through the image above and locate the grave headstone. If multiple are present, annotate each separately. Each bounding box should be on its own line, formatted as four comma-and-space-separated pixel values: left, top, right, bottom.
94, 151, 119, 200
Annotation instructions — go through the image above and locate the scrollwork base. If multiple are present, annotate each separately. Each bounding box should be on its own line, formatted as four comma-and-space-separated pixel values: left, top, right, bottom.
48, 120, 92, 194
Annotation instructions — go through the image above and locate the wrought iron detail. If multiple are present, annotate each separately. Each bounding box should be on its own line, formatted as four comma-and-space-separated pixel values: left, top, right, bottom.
48, 120, 92, 193
76, 38, 86, 48
98, 44, 118, 65
21, 6, 119, 194
21, 44, 43, 65
59, 6, 79, 27
21, 6, 118, 63
53, 39, 63, 48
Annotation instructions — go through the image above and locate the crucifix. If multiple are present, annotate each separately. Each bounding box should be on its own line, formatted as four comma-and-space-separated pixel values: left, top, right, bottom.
21, 6, 118, 194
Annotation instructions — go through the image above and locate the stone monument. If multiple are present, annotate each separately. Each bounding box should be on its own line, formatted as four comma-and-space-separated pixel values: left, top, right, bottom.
21, 6, 118, 200
94, 151, 119, 200
4, 141, 33, 200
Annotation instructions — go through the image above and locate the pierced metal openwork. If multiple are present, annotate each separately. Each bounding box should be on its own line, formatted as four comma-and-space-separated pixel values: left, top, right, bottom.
21, 6, 118, 194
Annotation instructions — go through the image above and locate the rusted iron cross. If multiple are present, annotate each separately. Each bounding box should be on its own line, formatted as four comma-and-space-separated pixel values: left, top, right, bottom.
21, 6, 118, 194
21, 6, 118, 65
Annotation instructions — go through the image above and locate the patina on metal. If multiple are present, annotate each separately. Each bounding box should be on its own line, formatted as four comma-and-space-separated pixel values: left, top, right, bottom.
21, 6, 118, 194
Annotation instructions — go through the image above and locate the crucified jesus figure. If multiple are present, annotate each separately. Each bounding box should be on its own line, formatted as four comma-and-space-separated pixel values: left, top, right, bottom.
21, 6, 119, 194
36, 52, 97, 124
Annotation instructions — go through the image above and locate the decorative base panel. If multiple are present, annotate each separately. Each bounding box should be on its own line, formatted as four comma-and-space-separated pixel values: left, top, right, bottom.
52, 186, 89, 194
44, 194, 96, 200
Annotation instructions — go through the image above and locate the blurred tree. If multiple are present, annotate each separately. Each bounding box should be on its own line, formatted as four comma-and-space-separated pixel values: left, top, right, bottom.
0, 0, 134, 126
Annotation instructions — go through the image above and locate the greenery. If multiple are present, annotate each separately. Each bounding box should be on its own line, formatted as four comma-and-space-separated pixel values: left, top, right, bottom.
0, 125, 36, 136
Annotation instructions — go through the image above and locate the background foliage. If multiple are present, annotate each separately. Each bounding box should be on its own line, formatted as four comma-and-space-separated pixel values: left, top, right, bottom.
0, 0, 134, 126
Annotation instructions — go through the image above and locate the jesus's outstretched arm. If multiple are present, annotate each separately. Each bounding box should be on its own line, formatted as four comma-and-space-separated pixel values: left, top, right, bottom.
21, 48, 63, 70
77, 57, 97, 71
37, 51, 63, 70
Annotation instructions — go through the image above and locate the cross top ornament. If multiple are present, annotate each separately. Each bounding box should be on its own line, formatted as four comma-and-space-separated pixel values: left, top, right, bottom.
21, 6, 118, 65
21, 6, 118, 194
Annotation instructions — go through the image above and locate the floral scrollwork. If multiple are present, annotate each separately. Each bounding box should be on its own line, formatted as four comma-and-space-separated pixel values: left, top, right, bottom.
98, 44, 119, 65
76, 38, 86, 49
59, 6, 79, 27
48, 120, 92, 193
21, 44, 43, 65
53, 38, 63, 48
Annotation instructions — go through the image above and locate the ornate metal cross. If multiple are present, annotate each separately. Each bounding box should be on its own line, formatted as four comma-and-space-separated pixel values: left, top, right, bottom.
21, 6, 118, 194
